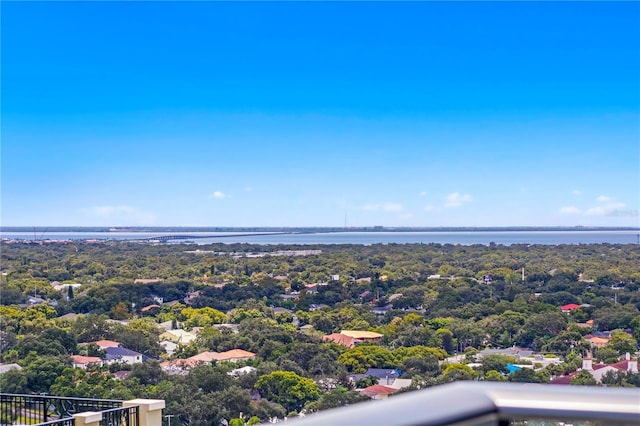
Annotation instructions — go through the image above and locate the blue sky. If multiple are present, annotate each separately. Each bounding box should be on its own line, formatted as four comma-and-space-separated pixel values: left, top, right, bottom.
2, 1, 639, 227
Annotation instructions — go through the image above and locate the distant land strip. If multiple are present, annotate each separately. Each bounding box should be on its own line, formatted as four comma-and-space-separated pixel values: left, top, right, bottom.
2, 226, 639, 233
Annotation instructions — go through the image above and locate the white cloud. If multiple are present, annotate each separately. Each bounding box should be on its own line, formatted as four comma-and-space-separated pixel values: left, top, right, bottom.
424, 205, 439, 212
362, 203, 404, 212
419, 191, 428, 197
559, 206, 581, 215
362, 204, 381, 211
209, 191, 230, 199
81, 205, 156, 225
444, 192, 472, 208
585, 202, 626, 217
243, 186, 253, 192
572, 190, 582, 196
399, 213, 414, 220
383, 203, 404, 212
596, 195, 612, 203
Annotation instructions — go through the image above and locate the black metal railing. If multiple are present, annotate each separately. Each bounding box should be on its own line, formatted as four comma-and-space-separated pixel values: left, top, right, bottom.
31, 419, 76, 426
0, 393, 126, 425
100, 406, 139, 426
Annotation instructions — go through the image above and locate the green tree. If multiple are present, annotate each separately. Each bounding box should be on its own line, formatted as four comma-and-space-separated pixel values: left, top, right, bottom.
306, 386, 368, 412
255, 371, 321, 413
338, 346, 394, 373
485, 370, 507, 382
23, 356, 69, 393
509, 368, 547, 384
608, 330, 638, 356
0, 368, 28, 393
570, 370, 597, 386
440, 363, 476, 382
480, 354, 515, 375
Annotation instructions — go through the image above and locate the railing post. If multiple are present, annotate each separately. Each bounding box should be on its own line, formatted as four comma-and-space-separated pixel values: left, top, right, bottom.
73, 411, 102, 426
123, 399, 165, 426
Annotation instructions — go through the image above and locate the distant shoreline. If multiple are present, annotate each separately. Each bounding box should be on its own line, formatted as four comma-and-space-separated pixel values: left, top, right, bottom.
2, 226, 639, 233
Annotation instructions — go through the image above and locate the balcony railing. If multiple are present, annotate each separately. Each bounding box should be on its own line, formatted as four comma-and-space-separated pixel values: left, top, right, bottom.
0, 394, 161, 426
98, 406, 139, 426
0, 394, 122, 425
291, 382, 640, 426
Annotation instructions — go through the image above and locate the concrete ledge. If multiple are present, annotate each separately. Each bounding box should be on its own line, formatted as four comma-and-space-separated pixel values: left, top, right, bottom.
124, 398, 166, 411
73, 411, 102, 426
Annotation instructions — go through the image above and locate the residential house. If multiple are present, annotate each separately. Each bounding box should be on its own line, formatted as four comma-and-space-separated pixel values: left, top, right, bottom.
279, 294, 299, 301
371, 304, 393, 316
159, 329, 197, 345
213, 349, 256, 362
560, 304, 581, 313
228, 366, 257, 377
141, 304, 162, 313
160, 341, 178, 356
388, 293, 403, 303
157, 320, 175, 332
550, 354, 638, 384
113, 371, 132, 380
212, 324, 240, 333
93, 340, 120, 350
350, 368, 401, 385
309, 304, 328, 311
586, 336, 611, 349
0, 363, 22, 374
340, 330, 383, 342
477, 347, 534, 359
583, 331, 612, 348
104, 347, 143, 365
57, 313, 78, 321
71, 355, 103, 370
323, 333, 357, 349
27, 296, 47, 306
160, 349, 256, 373
360, 384, 398, 400
160, 358, 201, 373
184, 291, 201, 305
134, 278, 163, 284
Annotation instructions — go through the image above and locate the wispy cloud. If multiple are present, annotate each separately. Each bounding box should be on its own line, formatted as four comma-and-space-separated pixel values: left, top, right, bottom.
362, 203, 404, 212
585, 202, 626, 216
424, 205, 439, 212
584, 195, 626, 216
243, 186, 253, 192
572, 190, 582, 196
444, 192, 472, 208
81, 205, 156, 225
559, 206, 581, 215
209, 191, 230, 199
419, 191, 428, 197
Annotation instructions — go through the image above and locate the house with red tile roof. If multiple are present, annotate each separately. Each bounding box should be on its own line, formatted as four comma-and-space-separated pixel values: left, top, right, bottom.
213, 349, 256, 362
560, 303, 581, 313
160, 349, 256, 373
359, 384, 398, 400
92, 340, 120, 349
322, 333, 357, 348
550, 354, 638, 385
71, 355, 103, 370
141, 304, 161, 312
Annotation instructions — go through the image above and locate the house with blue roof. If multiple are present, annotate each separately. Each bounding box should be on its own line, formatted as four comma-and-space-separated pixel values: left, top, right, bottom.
104, 346, 143, 365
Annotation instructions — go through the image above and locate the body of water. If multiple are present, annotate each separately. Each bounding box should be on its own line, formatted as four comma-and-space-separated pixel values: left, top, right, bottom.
1, 231, 639, 245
